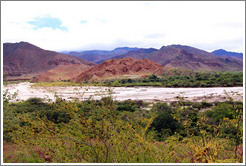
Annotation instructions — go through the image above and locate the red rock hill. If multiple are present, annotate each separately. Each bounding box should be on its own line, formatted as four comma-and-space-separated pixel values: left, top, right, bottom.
71, 57, 165, 82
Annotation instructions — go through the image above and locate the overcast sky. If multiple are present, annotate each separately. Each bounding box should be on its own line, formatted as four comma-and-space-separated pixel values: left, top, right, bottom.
1, 1, 245, 52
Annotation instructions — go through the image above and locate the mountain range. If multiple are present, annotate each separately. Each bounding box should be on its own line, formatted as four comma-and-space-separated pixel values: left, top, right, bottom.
64, 46, 243, 65
211, 49, 243, 61
146, 45, 243, 71
3, 42, 243, 82
65, 47, 139, 64
107, 45, 242, 71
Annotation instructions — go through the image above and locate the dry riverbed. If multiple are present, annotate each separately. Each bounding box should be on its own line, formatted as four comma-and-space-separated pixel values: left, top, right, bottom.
3, 82, 243, 103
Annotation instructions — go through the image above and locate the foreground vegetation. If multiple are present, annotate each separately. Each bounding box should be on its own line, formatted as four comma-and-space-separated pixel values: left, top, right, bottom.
31, 70, 243, 87
3, 90, 243, 163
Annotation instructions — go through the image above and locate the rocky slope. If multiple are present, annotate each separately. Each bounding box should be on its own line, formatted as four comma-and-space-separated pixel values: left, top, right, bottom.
32, 64, 93, 82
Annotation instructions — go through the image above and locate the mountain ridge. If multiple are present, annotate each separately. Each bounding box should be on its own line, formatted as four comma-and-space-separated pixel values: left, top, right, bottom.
65, 47, 139, 64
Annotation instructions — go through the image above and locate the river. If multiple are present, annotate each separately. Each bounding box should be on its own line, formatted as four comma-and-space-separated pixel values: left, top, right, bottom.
3, 82, 243, 103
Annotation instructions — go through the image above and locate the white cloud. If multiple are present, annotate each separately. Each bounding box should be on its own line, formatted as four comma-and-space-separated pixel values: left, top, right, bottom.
1, 1, 245, 52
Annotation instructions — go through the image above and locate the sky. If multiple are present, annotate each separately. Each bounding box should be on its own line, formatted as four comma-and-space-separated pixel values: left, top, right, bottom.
1, 1, 245, 52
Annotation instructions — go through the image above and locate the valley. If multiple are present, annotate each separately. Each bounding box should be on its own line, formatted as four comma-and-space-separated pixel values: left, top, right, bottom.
2, 1, 244, 163
2, 41, 244, 164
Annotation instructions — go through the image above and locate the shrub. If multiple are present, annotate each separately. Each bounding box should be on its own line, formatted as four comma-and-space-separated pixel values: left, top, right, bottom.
8, 98, 49, 114
148, 102, 179, 140
43, 110, 71, 124
148, 74, 159, 82
151, 102, 173, 114
149, 111, 179, 140
25, 98, 44, 105
205, 103, 236, 122
116, 100, 138, 112
192, 101, 212, 109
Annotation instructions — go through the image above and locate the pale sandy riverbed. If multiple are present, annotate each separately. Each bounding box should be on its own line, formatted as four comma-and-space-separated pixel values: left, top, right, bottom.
3, 82, 243, 103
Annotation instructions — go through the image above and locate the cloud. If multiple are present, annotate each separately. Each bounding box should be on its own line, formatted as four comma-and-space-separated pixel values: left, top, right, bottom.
27, 16, 68, 31
146, 33, 166, 39
80, 20, 88, 24
218, 22, 243, 29
191, 38, 244, 53
1, 1, 245, 52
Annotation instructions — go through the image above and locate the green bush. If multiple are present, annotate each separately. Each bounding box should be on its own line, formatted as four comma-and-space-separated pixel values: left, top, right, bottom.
25, 98, 44, 105
11, 98, 49, 114
43, 110, 71, 124
205, 103, 236, 122
151, 102, 173, 114
192, 101, 212, 109
116, 100, 138, 112
149, 111, 179, 140
148, 74, 159, 82
148, 102, 179, 140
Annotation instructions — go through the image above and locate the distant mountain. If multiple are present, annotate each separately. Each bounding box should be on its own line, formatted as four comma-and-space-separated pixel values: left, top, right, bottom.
112, 48, 158, 60
71, 57, 165, 82
113, 44, 242, 71
4, 42, 243, 80
211, 49, 243, 60
146, 45, 243, 71
65, 47, 139, 64
3, 42, 95, 76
